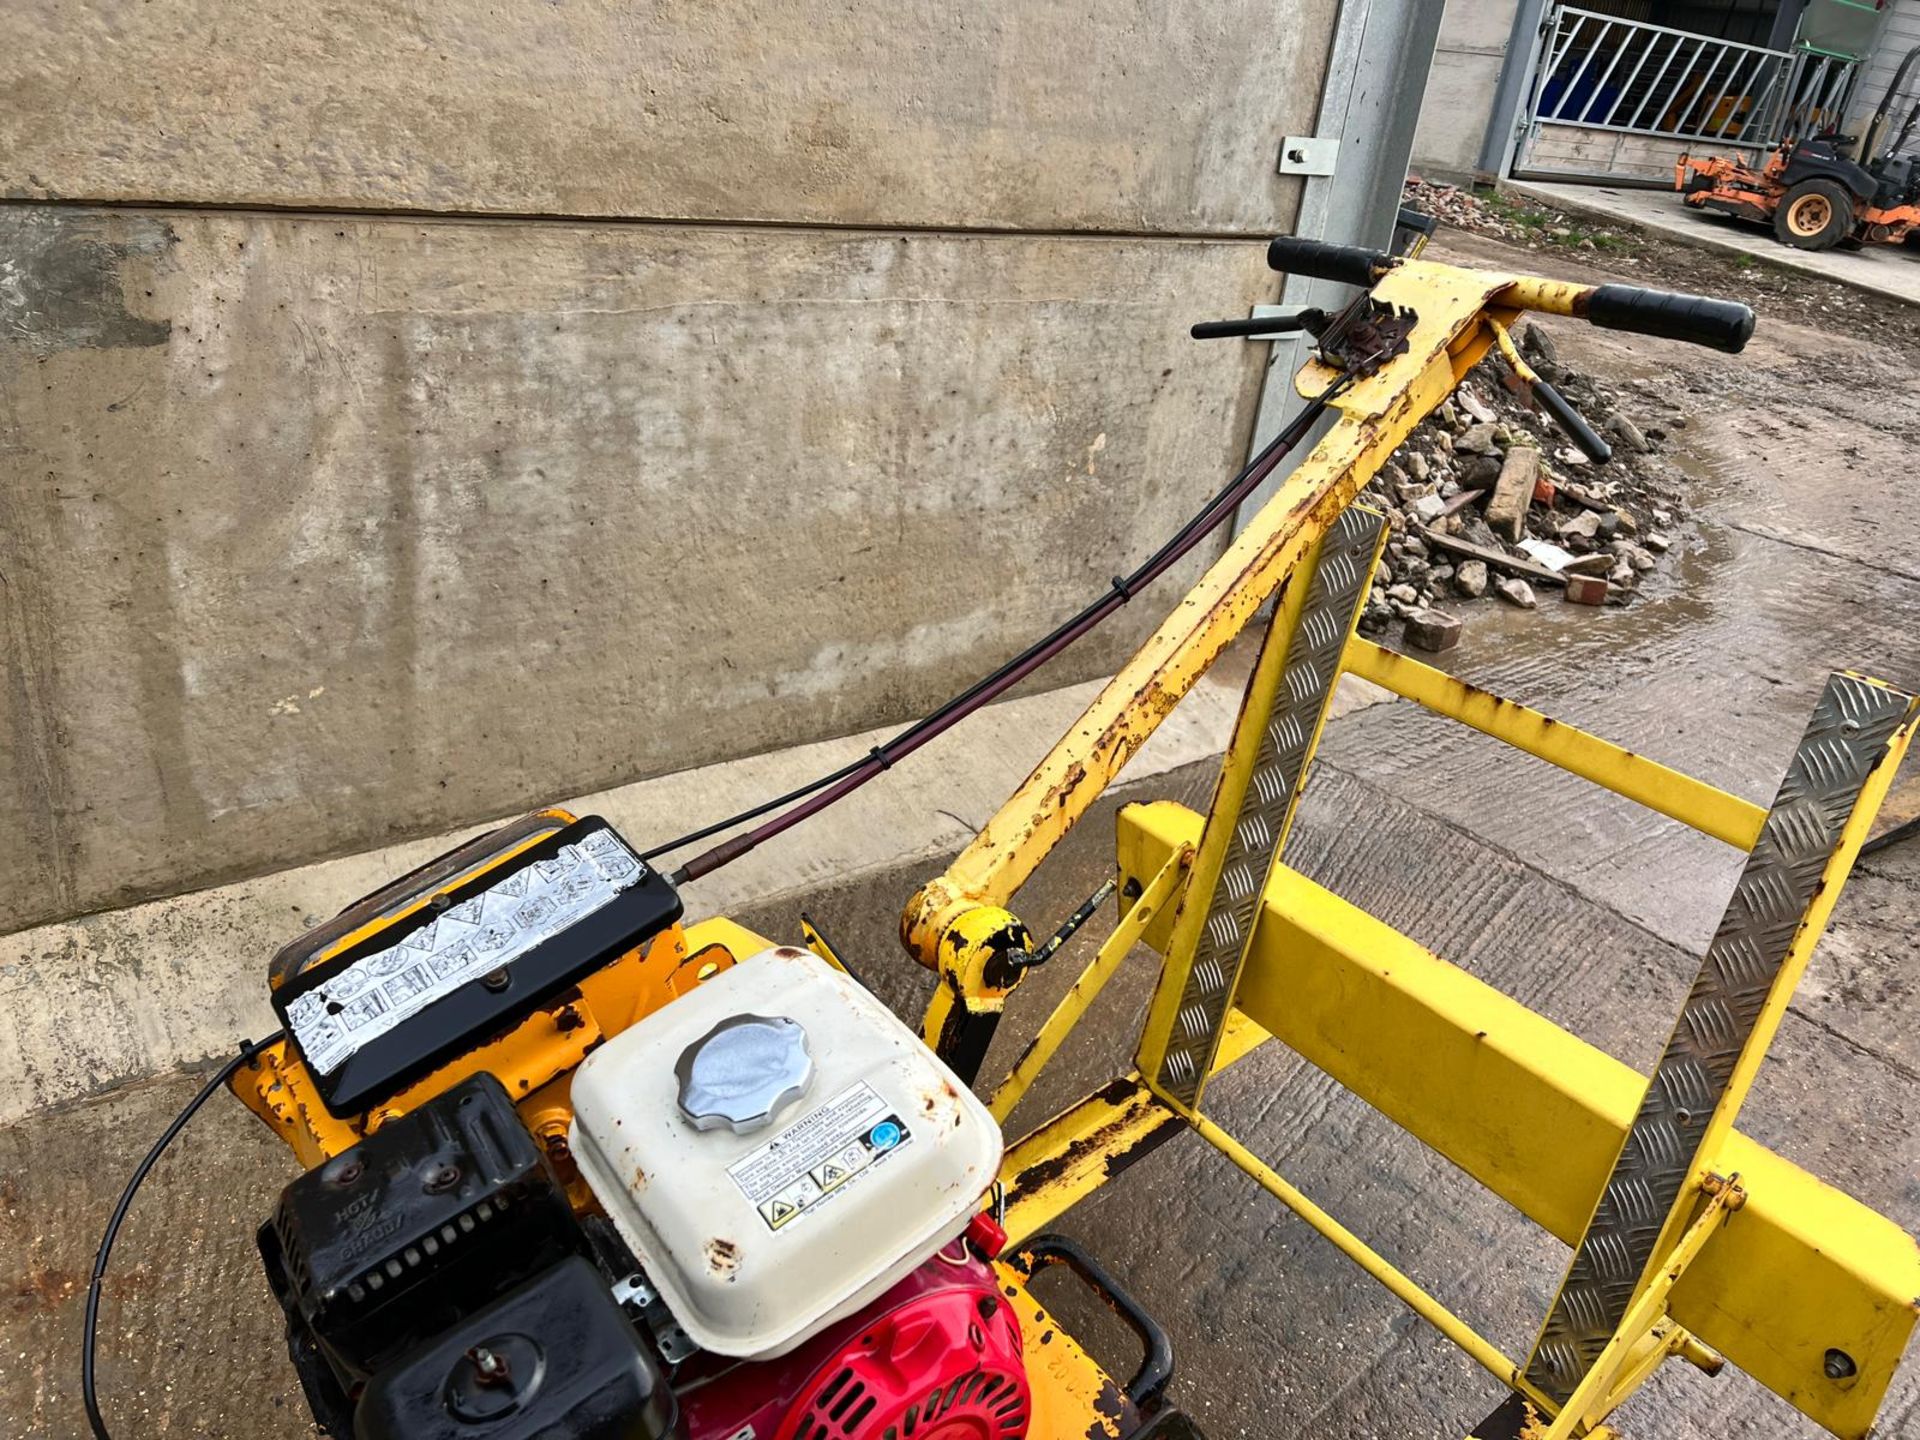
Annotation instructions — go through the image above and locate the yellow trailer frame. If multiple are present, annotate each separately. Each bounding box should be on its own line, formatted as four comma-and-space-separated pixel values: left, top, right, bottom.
904, 255, 1920, 1438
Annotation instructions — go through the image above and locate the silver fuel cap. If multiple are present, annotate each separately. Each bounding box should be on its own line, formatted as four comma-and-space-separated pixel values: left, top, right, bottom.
675, 1013, 814, 1133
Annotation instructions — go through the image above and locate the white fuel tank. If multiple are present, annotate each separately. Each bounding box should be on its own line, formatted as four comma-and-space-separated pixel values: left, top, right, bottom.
569, 946, 1002, 1359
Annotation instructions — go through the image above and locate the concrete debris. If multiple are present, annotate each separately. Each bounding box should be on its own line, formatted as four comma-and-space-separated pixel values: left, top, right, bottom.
1355, 324, 1689, 652
1459, 454, 1503, 489
1456, 422, 1503, 456
1458, 389, 1498, 424
1485, 445, 1538, 542
1404, 608, 1463, 653
1519, 319, 1561, 370
1558, 509, 1601, 541
1403, 176, 1641, 261
1495, 577, 1537, 609
1605, 413, 1650, 453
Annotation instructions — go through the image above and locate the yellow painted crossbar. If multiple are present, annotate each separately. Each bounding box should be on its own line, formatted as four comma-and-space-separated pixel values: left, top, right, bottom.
997, 1011, 1269, 1245
1117, 800, 1920, 1440
1184, 1108, 1557, 1413
1343, 640, 1768, 851
988, 847, 1191, 1123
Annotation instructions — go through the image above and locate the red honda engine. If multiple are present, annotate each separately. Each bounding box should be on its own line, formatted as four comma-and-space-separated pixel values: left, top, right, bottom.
678, 1249, 1030, 1440
259, 929, 1039, 1440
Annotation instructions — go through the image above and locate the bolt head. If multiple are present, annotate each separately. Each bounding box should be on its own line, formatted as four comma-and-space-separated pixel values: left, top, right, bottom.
424, 1162, 462, 1193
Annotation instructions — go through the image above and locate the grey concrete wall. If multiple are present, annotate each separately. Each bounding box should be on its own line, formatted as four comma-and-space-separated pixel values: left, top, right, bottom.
2, 0, 1334, 233
0, 2, 1343, 933
1412, 0, 1523, 180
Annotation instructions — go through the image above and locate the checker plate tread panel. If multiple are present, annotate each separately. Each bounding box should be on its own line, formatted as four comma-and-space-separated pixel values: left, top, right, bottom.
1155, 504, 1383, 1105
1526, 673, 1912, 1400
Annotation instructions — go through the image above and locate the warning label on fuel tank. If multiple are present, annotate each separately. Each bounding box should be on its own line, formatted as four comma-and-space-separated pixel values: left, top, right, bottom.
726, 1081, 912, 1233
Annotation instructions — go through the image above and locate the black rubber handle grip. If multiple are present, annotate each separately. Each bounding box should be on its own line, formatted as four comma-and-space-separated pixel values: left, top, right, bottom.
1266, 235, 1394, 288
1010, 1234, 1174, 1407
1190, 314, 1313, 340
1584, 284, 1755, 354
1531, 377, 1613, 464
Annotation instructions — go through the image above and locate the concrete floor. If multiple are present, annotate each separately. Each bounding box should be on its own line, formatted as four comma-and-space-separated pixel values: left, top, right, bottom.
6, 228, 1920, 1439
1511, 179, 1920, 310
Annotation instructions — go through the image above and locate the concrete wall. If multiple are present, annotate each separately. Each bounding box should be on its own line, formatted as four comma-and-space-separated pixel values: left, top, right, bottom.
0, 1, 1342, 934
1412, 0, 1524, 180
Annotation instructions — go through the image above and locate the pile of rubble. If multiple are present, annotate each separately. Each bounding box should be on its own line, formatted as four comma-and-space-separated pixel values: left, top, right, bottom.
1359, 322, 1686, 654
1403, 176, 1517, 238
1404, 175, 1641, 255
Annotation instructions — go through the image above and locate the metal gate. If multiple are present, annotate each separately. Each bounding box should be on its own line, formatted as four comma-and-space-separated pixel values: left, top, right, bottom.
1514, 5, 1859, 184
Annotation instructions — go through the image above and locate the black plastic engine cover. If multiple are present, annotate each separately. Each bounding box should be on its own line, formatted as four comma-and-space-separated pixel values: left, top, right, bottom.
274, 814, 682, 1116
353, 1256, 679, 1440
261, 1072, 586, 1381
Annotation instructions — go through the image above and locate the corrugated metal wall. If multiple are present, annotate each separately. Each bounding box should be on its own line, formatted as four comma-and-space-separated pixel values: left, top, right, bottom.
1855, 0, 1920, 123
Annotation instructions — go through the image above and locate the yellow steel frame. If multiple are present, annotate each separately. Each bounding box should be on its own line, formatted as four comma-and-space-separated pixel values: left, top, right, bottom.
227, 251, 1918, 1440
986, 845, 1190, 1124
905, 256, 1920, 1437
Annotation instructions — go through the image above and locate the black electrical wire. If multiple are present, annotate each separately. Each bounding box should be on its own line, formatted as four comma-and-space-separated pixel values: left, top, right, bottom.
1863, 814, 1920, 856
82, 1032, 284, 1440
642, 388, 1343, 866
650, 372, 1357, 885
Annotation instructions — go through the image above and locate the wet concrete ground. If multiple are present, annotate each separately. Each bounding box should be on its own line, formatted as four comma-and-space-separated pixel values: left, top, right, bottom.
6, 229, 1918, 1438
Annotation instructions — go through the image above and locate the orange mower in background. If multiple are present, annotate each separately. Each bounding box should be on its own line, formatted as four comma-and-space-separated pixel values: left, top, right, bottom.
1677, 43, 1920, 252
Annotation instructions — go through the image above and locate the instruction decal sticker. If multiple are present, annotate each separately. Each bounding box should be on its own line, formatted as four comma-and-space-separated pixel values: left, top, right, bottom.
726, 1081, 912, 1233
283, 827, 645, 1075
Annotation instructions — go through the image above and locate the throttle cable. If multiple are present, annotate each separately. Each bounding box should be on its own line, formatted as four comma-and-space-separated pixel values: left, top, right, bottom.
82, 1033, 285, 1440
656, 372, 1356, 884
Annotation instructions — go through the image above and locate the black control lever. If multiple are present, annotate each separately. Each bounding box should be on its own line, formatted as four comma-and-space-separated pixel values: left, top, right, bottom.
1530, 376, 1613, 464
1008, 877, 1117, 970
1489, 320, 1612, 465
1190, 309, 1328, 341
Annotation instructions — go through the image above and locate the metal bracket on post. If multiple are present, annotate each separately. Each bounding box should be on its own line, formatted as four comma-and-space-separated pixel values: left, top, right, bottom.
1237, 0, 1447, 529
1140, 504, 1387, 1108
1278, 136, 1339, 176
1526, 673, 1920, 1403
